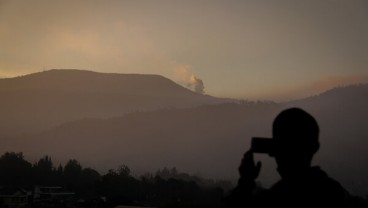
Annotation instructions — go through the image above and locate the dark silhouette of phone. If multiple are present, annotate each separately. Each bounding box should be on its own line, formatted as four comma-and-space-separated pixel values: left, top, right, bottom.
251, 137, 274, 154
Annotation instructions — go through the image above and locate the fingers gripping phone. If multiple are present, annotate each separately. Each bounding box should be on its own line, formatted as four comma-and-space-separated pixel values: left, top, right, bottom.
251, 137, 274, 155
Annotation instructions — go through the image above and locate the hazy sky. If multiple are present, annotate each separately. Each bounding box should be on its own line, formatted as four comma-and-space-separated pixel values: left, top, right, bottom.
1, 0, 367, 100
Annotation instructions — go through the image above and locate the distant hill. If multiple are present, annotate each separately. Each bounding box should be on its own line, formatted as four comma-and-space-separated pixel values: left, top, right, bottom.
16, 101, 282, 181
0, 69, 225, 136
0, 69, 205, 96
1, 70, 367, 195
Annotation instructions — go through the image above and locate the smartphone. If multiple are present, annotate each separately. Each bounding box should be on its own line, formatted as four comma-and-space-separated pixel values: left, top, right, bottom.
251, 137, 274, 154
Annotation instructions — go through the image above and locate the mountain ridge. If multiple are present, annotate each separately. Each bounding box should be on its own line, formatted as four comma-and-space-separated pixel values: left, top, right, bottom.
0, 69, 204, 97
0, 69, 225, 136
9, 83, 366, 195
1, 70, 367, 195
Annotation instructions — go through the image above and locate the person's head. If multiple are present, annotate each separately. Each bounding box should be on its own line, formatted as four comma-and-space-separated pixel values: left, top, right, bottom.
272, 108, 320, 178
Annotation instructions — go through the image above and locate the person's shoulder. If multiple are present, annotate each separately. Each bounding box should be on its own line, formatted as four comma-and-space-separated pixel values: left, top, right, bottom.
311, 167, 346, 189
311, 166, 350, 200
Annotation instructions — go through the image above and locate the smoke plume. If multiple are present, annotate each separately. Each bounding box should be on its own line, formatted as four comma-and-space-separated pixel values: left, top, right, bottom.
189, 75, 205, 94
174, 65, 205, 94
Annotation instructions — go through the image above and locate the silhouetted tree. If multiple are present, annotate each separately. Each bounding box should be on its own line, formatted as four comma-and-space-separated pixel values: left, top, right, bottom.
117, 164, 131, 177
33, 155, 54, 185
64, 159, 82, 191
0, 152, 240, 208
80, 168, 101, 198
0, 152, 32, 186
54, 164, 64, 185
100, 164, 142, 207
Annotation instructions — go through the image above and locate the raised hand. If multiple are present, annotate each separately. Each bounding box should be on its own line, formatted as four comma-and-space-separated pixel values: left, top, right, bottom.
238, 150, 262, 182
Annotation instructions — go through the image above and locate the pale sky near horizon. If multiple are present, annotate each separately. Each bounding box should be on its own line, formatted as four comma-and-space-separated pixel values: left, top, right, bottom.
1, 0, 367, 101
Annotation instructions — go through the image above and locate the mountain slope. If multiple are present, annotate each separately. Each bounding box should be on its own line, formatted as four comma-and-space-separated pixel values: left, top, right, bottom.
0, 69, 204, 96
18, 102, 281, 180
7, 84, 368, 195
0, 69, 224, 136
1, 73, 367, 195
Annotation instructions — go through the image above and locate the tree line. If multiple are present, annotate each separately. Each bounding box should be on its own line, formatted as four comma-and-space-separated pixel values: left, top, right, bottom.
0, 152, 230, 208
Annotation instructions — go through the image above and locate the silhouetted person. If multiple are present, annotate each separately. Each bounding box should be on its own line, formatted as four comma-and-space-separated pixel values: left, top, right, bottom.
223, 108, 350, 207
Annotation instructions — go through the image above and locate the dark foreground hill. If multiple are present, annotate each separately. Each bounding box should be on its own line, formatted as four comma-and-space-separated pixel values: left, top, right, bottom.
0, 69, 224, 136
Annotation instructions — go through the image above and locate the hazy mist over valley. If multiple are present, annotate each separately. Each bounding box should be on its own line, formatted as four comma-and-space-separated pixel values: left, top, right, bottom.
1, 1, 368, 206
1, 69, 367, 196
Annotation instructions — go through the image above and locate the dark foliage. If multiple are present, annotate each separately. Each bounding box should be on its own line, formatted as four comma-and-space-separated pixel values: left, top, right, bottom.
0, 152, 33, 186
0, 152, 225, 208
0, 152, 367, 207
